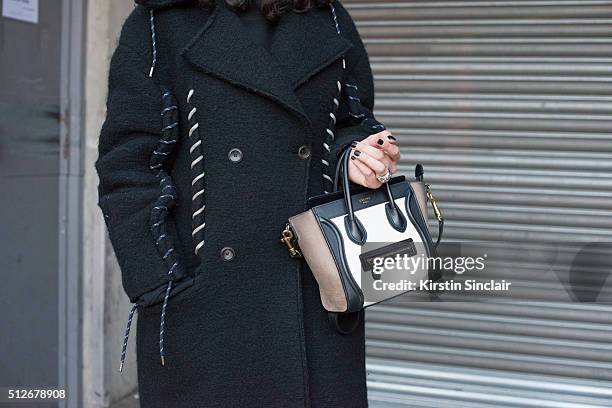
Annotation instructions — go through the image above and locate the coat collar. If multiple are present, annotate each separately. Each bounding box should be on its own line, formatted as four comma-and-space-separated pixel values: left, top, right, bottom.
136, 0, 193, 9
181, 3, 353, 123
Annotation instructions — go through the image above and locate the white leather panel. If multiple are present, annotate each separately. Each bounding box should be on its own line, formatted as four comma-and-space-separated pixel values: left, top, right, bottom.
330, 197, 429, 308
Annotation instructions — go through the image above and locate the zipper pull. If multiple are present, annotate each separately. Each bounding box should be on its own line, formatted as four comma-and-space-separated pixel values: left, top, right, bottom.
281, 224, 302, 259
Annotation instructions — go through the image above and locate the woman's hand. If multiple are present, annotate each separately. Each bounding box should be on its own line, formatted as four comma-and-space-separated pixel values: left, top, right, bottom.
347, 130, 399, 189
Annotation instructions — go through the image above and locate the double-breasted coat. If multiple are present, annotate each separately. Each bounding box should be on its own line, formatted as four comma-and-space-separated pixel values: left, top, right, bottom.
95, 0, 385, 406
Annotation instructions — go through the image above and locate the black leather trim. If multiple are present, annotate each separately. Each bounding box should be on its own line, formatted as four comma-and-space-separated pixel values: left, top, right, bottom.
343, 214, 367, 246
310, 214, 349, 313
311, 177, 408, 219
385, 202, 408, 233
328, 311, 362, 335
310, 177, 406, 208
384, 182, 407, 232
405, 186, 442, 281
320, 217, 364, 312
409, 187, 436, 255
405, 188, 430, 255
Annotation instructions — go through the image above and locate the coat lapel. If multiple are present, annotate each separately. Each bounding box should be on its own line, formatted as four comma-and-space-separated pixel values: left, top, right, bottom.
181, 4, 353, 123
269, 9, 353, 89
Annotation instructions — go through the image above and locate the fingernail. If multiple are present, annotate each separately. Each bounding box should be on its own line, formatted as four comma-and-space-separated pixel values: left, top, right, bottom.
350, 155, 357, 160
355, 151, 361, 157
387, 135, 397, 141
377, 139, 384, 146
350, 141, 358, 148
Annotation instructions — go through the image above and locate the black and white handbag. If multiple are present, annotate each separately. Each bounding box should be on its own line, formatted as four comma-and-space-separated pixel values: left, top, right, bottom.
282, 146, 444, 318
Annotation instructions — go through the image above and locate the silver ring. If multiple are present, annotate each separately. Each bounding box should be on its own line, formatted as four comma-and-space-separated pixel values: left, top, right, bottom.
376, 169, 392, 184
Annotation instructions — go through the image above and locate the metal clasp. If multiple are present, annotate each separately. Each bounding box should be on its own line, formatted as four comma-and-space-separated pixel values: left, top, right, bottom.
426, 184, 444, 222
281, 224, 302, 259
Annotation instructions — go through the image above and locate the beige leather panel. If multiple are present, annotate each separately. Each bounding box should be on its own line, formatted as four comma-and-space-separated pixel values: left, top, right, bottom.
410, 181, 428, 220
289, 210, 348, 313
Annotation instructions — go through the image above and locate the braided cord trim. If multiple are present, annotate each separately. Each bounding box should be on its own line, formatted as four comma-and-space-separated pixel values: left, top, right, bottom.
119, 86, 183, 371
150, 87, 183, 366
321, 3, 387, 194
344, 82, 386, 133
148, 9, 157, 78
186, 89, 207, 257
150, 88, 182, 282
119, 303, 138, 372
322, 3, 346, 194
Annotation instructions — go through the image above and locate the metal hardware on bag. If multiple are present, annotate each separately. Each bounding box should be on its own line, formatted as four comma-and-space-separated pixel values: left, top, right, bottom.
426, 184, 444, 222
281, 224, 302, 259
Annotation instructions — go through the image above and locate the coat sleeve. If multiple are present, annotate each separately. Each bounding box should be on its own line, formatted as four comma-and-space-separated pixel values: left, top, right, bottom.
328, 1, 386, 169
95, 43, 190, 306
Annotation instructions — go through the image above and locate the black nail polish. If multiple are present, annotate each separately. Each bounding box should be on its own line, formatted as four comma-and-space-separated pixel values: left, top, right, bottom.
355, 151, 361, 157
377, 139, 384, 145
388, 135, 397, 141
350, 141, 358, 148
350, 156, 357, 160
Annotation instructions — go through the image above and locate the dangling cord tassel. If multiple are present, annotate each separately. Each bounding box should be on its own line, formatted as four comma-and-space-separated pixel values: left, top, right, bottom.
148, 9, 157, 78
119, 303, 138, 372
159, 280, 173, 366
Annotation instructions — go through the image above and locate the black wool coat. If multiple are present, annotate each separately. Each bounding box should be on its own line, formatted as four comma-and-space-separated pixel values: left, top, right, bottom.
95, 0, 384, 406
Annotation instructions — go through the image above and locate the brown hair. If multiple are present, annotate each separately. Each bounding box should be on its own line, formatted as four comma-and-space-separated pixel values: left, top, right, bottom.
198, 0, 331, 21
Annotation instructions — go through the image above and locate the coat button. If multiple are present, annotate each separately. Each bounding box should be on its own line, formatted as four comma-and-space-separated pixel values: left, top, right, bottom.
297, 145, 311, 160
228, 148, 243, 163
221, 247, 235, 261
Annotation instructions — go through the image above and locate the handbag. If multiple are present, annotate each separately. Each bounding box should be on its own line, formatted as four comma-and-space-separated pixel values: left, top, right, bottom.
282, 145, 444, 325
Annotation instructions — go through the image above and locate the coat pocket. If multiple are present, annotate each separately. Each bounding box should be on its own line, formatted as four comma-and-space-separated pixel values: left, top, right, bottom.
101, 198, 191, 306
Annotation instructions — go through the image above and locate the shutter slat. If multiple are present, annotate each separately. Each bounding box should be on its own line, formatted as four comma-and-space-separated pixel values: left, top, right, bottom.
345, 0, 612, 406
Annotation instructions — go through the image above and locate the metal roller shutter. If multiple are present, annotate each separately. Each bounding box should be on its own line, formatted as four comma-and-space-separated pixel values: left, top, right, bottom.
341, 1, 612, 406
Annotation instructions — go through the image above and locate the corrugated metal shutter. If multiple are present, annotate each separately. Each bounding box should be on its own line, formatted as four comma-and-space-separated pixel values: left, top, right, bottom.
342, 1, 612, 406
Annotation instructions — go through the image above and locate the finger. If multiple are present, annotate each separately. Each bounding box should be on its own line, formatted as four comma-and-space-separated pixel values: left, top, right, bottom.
353, 145, 397, 173
376, 139, 400, 162
351, 158, 374, 179
347, 160, 370, 186
349, 161, 382, 189
354, 143, 385, 161
363, 130, 396, 146
351, 150, 388, 177
359, 132, 400, 162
